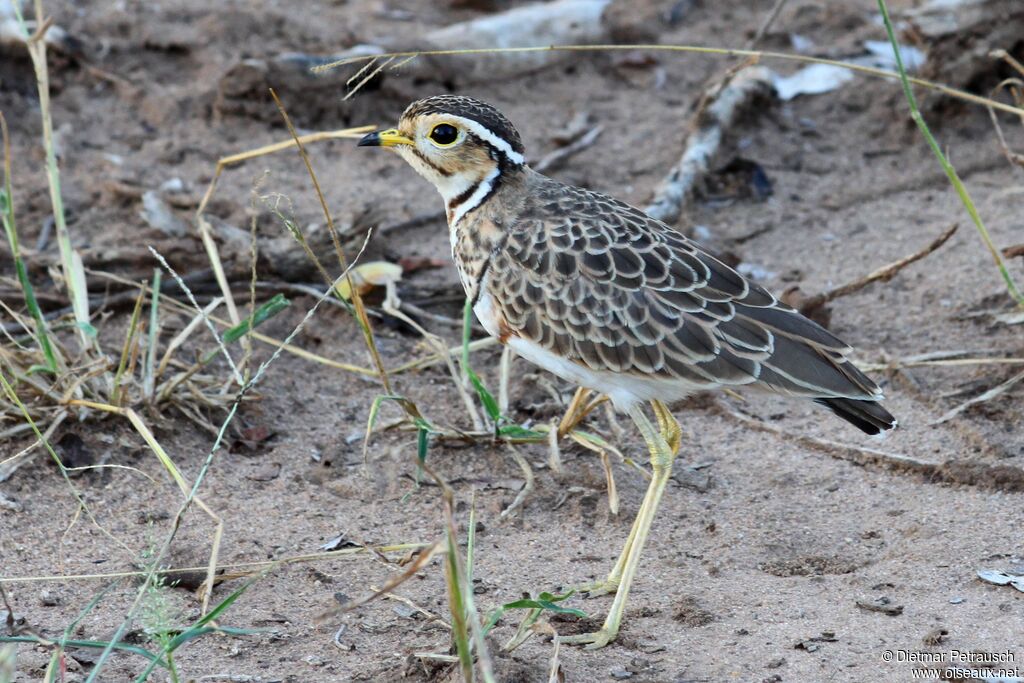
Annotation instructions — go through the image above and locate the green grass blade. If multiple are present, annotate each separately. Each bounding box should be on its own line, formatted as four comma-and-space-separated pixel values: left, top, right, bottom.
499, 599, 586, 616
59, 582, 120, 646
484, 590, 586, 635
10, 249, 58, 372
222, 294, 290, 343
1, 113, 58, 373
468, 368, 501, 423
876, 0, 1024, 307
190, 578, 253, 629
462, 297, 473, 370
445, 526, 474, 682
497, 424, 547, 441
135, 577, 262, 682
163, 626, 264, 652
462, 298, 502, 423
112, 289, 146, 406
0, 636, 166, 669
12, 5, 92, 348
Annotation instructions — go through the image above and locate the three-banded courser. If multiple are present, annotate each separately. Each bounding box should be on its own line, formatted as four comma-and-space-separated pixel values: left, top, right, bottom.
359, 95, 896, 648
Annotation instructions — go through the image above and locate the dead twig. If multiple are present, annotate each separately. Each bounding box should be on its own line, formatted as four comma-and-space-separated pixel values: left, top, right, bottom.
370, 584, 452, 630
784, 223, 958, 323
533, 125, 603, 174
931, 368, 1024, 426
823, 222, 958, 302
642, 0, 785, 226
747, 0, 788, 49
500, 445, 535, 518
715, 398, 1024, 492
986, 49, 1024, 171
643, 61, 776, 225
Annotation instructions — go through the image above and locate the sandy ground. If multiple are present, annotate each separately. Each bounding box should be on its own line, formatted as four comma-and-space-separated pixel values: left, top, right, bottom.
2, 1, 1023, 682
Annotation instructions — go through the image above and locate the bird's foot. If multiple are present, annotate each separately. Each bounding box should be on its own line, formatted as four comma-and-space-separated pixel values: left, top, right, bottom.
569, 577, 619, 598
556, 626, 617, 649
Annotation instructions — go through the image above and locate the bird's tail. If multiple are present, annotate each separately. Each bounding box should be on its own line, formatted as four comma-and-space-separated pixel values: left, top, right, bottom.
814, 397, 897, 436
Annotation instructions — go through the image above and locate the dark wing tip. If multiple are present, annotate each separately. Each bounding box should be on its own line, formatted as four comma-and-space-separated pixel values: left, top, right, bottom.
815, 397, 897, 435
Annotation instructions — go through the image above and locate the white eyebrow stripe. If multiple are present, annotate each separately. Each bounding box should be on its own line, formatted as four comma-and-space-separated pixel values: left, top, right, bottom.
451, 166, 501, 228
447, 115, 525, 166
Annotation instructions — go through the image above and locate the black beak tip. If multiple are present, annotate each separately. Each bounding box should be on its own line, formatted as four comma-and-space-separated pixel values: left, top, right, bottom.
357, 131, 381, 147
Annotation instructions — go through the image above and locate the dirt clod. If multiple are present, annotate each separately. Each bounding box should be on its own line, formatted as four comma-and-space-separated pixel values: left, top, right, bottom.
672, 596, 715, 627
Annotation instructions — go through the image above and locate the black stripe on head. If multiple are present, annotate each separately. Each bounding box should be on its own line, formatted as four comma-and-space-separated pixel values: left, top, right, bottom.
403, 95, 525, 156
410, 147, 451, 176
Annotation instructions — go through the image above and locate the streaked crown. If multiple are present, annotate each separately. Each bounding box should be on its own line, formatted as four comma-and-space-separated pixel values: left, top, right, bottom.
401, 95, 525, 158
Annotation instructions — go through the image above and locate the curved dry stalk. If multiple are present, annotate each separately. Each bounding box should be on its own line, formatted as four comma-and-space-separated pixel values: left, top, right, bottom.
0, 543, 432, 585
500, 445, 535, 518
312, 43, 1024, 117
193, 124, 376, 326
268, 90, 394, 396
65, 398, 224, 613
381, 284, 483, 431
931, 368, 1024, 426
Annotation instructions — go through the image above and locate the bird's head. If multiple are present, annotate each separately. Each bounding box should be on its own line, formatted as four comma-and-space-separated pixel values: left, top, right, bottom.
358, 95, 526, 219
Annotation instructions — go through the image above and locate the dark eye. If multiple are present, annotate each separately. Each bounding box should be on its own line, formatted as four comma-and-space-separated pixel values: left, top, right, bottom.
429, 123, 459, 146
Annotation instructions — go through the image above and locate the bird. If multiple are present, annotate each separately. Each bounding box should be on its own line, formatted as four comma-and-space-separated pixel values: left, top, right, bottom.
358, 95, 896, 649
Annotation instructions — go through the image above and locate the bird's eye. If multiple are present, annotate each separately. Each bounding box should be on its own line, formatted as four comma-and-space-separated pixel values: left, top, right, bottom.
429, 123, 459, 146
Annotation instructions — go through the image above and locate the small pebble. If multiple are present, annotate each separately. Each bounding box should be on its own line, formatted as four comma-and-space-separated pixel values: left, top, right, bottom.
949, 596, 965, 605
159, 177, 185, 193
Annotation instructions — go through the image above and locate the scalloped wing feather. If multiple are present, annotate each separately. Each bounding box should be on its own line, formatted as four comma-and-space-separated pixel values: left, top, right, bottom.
486, 173, 883, 403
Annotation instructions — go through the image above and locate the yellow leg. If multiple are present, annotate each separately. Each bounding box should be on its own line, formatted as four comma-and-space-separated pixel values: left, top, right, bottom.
559, 400, 680, 649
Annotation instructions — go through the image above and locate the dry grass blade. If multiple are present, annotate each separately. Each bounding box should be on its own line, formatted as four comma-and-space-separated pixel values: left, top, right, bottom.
0, 410, 65, 483
382, 287, 483, 431
315, 542, 442, 623
82, 249, 371, 679
193, 123, 376, 326
268, 89, 394, 395
110, 289, 146, 406
858, 351, 1024, 373
64, 398, 225, 613
0, 370, 133, 560
148, 247, 243, 387
0, 543, 432, 584
500, 445, 534, 519
987, 48, 1024, 170
931, 369, 1024, 426
717, 399, 937, 472
429, 463, 496, 683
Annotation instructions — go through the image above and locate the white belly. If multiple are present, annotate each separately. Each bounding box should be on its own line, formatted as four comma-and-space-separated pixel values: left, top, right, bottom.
473, 289, 704, 411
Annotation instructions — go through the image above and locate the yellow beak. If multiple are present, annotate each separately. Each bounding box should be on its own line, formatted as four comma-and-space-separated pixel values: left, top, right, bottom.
357, 128, 413, 148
